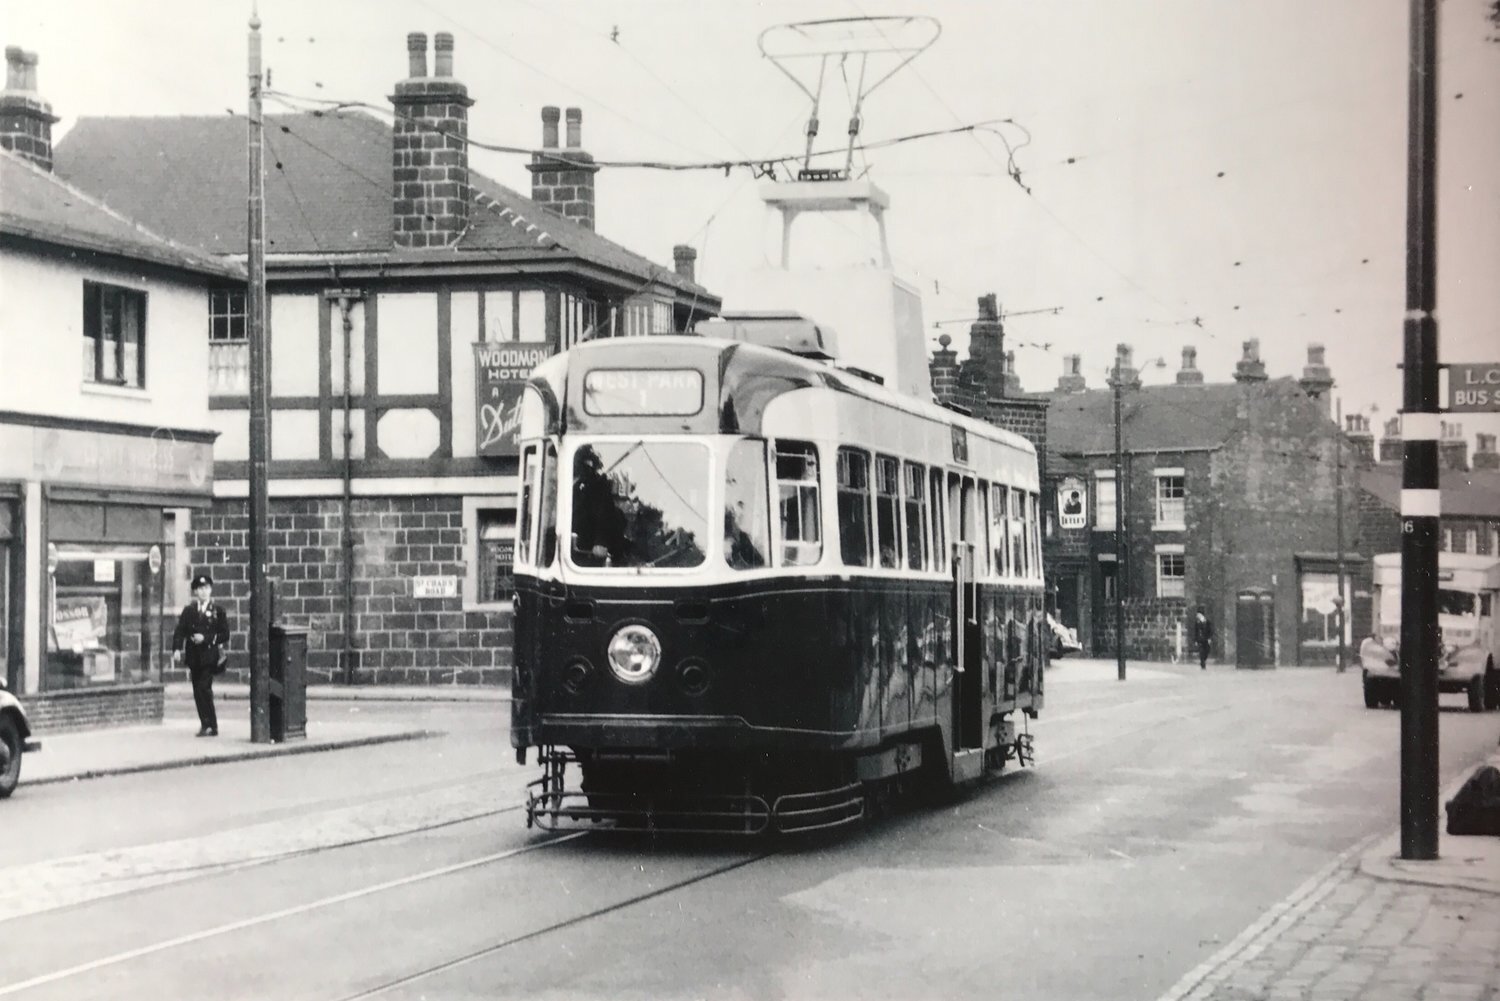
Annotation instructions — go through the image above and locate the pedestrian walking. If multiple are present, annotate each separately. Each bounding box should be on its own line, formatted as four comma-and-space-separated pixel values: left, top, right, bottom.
1192, 606, 1214, 670
173, 573, 231, 736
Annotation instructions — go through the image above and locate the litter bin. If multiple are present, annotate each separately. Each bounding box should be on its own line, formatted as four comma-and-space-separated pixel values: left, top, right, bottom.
269, 624, 308, 741
1235, 588, 1276, 670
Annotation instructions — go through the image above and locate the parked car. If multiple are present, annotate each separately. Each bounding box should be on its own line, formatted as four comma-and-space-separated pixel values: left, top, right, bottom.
1047, 614, 1083, 659
1361, 552, 1500, 712
0, 677, 41, 798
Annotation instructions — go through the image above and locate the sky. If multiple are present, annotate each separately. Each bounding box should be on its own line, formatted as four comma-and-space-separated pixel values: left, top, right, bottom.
10, 0, 1500, 444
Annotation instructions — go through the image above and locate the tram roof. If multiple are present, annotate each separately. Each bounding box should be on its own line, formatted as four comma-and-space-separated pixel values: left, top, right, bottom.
535, 335, 1036, 455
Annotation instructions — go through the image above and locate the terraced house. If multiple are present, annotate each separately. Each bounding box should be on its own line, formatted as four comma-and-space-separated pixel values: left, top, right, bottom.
55, 32, 719, 686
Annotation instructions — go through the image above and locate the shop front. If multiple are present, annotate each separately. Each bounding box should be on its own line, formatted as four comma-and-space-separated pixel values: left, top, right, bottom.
0, 413, 214, 731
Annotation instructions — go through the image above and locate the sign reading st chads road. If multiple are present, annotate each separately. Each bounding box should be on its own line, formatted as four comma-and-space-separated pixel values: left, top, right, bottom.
1447, 362, 1500, 413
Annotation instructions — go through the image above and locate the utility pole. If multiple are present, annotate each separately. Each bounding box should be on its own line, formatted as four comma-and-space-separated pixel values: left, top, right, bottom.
247, 8, 271, 743
1335, 398, 1347, 673
1399, 0, 1440, 861
1113, 346, 1126, 682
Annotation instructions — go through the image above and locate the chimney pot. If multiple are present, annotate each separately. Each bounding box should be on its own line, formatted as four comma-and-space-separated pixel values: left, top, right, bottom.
565, 106, 582, 148
406, 32, 428, 78
540, 105, 560, 148
673, 244, 697, 282
4, 46, 25, 91
978, 294, 998, 321
433, 32, 454, 77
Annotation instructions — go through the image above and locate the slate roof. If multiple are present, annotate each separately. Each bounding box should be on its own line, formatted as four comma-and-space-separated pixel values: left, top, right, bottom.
53, 111, 712, 298
1359, 463, 1500, 519
1043, 379, 1269, 462
0, 150, 243, 280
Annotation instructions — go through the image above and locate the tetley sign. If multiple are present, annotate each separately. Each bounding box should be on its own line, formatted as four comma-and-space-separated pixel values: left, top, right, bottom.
1447, 362, 1500, 413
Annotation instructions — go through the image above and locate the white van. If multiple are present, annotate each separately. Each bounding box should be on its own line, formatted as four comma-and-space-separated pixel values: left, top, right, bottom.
1360, 552, 1500, 712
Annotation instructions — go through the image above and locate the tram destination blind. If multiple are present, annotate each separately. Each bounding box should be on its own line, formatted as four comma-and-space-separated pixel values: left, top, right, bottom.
583, 369, 704, 416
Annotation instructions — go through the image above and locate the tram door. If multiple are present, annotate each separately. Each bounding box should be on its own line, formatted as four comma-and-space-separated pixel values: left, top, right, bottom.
950, 474, 984, 750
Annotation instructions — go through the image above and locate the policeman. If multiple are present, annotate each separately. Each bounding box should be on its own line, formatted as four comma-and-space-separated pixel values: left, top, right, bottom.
173, 573, 231, 736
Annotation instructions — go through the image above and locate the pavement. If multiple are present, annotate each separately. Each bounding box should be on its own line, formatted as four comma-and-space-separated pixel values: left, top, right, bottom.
21, 680, 506, 786
1162, 748, 1500, 1001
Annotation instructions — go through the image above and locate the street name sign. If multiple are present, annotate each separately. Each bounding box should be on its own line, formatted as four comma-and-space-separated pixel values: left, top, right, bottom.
1447, 362, 1500, 412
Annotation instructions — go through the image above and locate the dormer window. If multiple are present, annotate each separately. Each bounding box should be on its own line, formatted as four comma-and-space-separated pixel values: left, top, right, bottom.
83, 282, 146, 388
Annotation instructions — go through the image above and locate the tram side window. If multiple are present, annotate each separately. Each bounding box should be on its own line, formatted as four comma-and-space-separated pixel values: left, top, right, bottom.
1010, 487, 1027, 578
837, 448, 873, 567
517, 445, 539, 566
1029, 491, 1043, 581
903, 462, 929, 570
990, 484, 1010, 577
537, 443, 558, 567
930, 468, 947, 571
875, 456, 901, 569
776, 442, 822, 566
724, 439, 770, 570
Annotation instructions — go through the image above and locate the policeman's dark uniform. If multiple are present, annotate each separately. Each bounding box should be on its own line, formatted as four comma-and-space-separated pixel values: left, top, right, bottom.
173, 574, 231, 735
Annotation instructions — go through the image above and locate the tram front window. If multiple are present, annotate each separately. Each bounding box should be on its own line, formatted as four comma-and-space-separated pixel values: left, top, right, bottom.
570, 441, 707, 569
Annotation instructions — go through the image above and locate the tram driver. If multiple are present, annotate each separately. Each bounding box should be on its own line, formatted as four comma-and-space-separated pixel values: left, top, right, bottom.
572, 446, 630, 567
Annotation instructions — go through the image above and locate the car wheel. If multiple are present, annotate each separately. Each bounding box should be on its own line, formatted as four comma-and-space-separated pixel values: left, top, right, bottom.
1467, 674, 1485, 713
0, 714, 21, 799
1363, 677, 1378, 710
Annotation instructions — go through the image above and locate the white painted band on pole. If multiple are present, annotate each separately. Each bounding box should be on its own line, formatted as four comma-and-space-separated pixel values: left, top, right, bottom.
1401, 412, 1442, 441
1401, 489, 1441, 517
1403, 308, 1436, 321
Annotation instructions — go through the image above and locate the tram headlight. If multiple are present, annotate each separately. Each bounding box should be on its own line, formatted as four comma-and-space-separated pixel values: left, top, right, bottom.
606, 624, 662, 684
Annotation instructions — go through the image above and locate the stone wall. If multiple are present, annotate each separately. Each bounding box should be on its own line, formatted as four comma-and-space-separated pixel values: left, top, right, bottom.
187, 496, 512, 687
1092, 598, 1191, 662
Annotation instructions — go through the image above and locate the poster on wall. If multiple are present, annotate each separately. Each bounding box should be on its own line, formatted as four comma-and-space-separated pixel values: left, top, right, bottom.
1057, 476, 1088, 530
474, 343, 551, 456
51, 596, 107, 653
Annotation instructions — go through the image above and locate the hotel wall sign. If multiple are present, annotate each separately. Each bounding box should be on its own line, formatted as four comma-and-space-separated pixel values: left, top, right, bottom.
475, 343, 551, 456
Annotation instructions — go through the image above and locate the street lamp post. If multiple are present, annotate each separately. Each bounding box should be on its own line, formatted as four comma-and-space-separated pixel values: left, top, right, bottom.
246, 9, 271, 743
1112, 347, 1127, 682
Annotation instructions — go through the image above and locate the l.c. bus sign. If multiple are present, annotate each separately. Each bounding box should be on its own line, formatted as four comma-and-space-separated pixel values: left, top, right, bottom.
1447, 362, 1500, 413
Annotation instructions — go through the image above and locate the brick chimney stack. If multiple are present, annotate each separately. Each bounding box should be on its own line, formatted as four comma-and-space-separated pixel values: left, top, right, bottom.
1233, 338, 1268, 383
1379, 417, 1402, 463
390, 31, 473, 248
672, 245, 697, 283
1056, 354, 1086, 393
930, 334, 962, 407
529, 105, 600, 231
1299, 343, 1334, 411
1439, 421, 1469, 472
1176, 345, 1204, 385
0, 47, 58, 171
1344, 413, 1375, 467
961, 293, 1007, 401
1473, 433, 1499, 471
1108, 343, 1141, 390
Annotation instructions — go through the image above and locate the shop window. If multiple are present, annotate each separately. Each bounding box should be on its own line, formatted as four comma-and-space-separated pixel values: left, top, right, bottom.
47, 543, 171, 691
465, 497, 518, 608
83, 282, 147, 388
1154, 470, 1185, 530
1299, 570, 1352, 649
776, 442, 822, 567
836, 448, 873, 568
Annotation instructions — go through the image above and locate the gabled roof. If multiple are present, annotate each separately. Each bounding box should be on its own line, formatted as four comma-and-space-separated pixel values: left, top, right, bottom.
0, 150, 243, 281
1359, 463, 1500, 519
1043, 380, 1256, 462
53, 111, 712, 299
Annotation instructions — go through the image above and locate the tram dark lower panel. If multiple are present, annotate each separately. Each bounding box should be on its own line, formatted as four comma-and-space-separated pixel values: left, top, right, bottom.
525, 747, 865, 835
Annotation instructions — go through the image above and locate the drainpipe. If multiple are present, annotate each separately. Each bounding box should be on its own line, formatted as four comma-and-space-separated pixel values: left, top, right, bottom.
336, 293, 358, 685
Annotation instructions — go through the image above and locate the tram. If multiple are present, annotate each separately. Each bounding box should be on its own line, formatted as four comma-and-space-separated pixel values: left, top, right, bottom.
509, 325, 1046, 833
509, 14, 1045, 833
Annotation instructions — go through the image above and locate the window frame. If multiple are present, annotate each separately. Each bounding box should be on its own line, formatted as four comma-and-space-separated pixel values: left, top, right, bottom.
208, 288, 248, 342
902, 461, 930, 571
83, 281, 148, 388
1155, 543, 1186, 598
836, 447, 874, 568
724, 438, 772, 571
1094, 470, 1117, 532
463, 495, 519, 610
775, 440, 823, 568
874, 454, 902, 570
990, 483, 1011, 578
1154, 468, 1186, 531
929, 467, 948, 572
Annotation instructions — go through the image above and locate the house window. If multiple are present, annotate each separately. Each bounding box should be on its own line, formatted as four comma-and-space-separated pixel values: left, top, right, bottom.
1154, 469, 1185, 530
1098, 555, 1117, 602
83, 282, 147, 388
1442, 528, 1452, 552
464, 496, 520, 608
482, 290, 547, 342
1094, 471, 1116, 531
209, 289, 247, 342
1464, 529, 1477, 555
1156, 547, 1186, 598
1488, 527, 1499, 557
